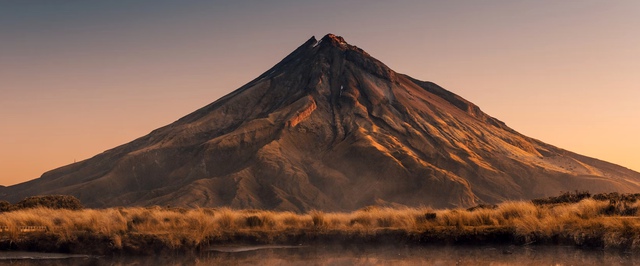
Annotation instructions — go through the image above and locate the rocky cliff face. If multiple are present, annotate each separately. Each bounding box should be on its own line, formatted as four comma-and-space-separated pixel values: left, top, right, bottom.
3, 34, 640, 211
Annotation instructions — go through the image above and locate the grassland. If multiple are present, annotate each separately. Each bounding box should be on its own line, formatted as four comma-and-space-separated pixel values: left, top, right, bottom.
2, 192, 640, 255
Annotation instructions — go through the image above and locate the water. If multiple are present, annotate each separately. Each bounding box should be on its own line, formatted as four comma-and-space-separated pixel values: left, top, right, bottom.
0, 245, 638, 265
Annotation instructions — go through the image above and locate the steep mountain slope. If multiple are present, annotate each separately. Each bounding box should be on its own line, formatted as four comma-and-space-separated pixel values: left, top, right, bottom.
3, 34, 640, 211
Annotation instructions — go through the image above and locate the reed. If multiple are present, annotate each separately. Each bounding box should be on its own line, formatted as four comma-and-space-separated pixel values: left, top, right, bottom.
2, 197, 640, 254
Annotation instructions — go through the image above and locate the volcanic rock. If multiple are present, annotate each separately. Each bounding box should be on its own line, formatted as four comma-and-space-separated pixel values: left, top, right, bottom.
3, 34, 640, 211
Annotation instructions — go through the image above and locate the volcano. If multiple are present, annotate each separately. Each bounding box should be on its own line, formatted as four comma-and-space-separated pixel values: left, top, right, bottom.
3, 34, 640, 211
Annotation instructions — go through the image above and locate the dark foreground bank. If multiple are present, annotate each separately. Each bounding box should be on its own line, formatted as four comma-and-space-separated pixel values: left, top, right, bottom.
1, 226, 636, 256
3, 244, 640, 266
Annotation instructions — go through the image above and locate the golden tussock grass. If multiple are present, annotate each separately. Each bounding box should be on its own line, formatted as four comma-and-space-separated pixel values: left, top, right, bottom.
1, 198, 640, 254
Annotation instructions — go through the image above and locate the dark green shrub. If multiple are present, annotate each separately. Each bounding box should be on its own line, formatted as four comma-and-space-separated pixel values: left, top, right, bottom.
13, 195, 83, 210
593, 192, 640, 203
600, 199, 639, 216
532, 190, 591, 205
0, 201, 11, 212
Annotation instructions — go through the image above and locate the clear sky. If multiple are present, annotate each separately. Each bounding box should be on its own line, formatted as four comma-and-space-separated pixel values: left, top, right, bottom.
1, 1, 639, 186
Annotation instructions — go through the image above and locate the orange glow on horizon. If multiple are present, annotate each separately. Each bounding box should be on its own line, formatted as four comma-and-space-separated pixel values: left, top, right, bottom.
1, 1, 639, 186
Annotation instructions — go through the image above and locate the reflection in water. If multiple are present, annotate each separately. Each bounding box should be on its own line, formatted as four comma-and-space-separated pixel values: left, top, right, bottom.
0, 252, 92, 260
0, 245, 638, 266
209, 245, 304, 252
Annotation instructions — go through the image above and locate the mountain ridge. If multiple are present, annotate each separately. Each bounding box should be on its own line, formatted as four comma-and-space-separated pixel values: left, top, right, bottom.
2, 34, 639, 211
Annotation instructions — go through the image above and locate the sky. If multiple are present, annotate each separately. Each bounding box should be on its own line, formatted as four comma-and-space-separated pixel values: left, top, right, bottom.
1, 0, 639, 186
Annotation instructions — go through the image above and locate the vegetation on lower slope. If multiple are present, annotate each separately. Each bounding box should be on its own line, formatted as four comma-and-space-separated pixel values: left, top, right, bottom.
0, 195, 83, 212
1, 192, 640, 254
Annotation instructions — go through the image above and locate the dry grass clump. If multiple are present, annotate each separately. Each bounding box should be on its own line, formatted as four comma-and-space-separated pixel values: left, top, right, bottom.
3, 194, 640, 254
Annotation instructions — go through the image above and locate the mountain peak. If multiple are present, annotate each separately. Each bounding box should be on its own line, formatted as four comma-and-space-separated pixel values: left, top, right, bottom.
320, 33, 347, 46
316, 33, 366, 53
3, 34, 640, 212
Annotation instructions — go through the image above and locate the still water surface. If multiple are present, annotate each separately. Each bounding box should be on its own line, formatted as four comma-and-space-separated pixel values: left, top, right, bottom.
0, 245, 638, 265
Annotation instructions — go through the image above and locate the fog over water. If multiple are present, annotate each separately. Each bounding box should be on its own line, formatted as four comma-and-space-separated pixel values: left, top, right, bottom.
1, 245, 638, 266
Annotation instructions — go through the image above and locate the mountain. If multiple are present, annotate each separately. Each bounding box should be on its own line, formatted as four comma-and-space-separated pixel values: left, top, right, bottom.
3, 34, 640, 211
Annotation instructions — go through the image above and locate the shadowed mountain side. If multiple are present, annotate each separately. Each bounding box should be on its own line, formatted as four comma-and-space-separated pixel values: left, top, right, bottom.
2, 34, 640, 211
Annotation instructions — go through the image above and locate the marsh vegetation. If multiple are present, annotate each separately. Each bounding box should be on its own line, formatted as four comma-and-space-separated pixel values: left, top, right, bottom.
1, 192, 640, 254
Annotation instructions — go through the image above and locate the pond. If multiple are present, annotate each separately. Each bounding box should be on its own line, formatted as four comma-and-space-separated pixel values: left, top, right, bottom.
0, 244, 637, 265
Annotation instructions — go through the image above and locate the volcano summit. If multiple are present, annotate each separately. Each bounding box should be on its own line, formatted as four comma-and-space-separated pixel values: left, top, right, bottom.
3, 34, 640, 211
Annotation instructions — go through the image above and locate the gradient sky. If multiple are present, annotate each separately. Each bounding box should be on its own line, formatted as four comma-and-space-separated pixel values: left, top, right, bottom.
1, 1, 639, 186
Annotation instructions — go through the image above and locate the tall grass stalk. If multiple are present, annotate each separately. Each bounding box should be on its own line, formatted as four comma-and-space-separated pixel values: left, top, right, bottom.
2, 199, 640, 253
